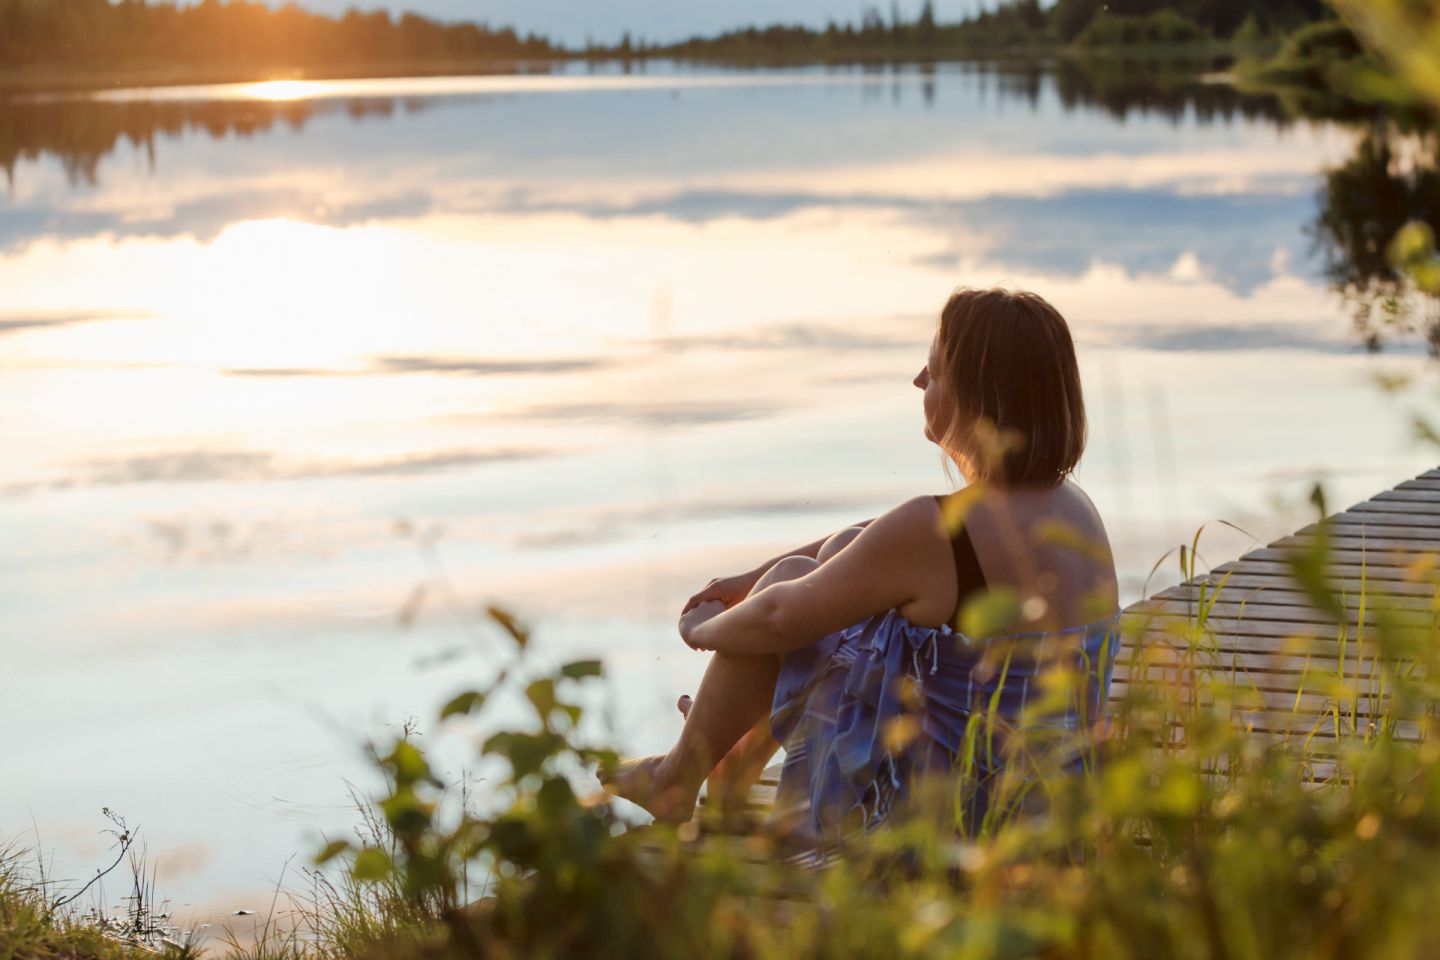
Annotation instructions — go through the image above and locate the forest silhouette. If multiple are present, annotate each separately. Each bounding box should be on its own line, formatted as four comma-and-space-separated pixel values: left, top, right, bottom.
1, 0, 1335, 76
0, 0, 554, 71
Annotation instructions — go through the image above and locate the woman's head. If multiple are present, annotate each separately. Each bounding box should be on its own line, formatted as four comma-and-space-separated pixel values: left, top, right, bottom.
913, 287, 1086, 487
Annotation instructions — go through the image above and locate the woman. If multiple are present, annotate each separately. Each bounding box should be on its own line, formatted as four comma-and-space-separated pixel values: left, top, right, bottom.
602, 287, 1122, 841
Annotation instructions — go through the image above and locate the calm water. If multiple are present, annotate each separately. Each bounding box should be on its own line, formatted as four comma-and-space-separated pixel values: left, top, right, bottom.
3, 61, 1436, 926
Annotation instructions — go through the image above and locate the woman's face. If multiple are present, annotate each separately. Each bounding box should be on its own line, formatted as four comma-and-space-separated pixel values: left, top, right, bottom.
913, 333, 951, 446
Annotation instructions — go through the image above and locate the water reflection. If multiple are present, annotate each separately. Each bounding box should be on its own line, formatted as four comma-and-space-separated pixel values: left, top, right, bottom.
2, 59, 1302, 192
1312, 127, 1440, 351
0, 96, 412, 187
1049, 56, 1291, 125
5, 58, 1439, 915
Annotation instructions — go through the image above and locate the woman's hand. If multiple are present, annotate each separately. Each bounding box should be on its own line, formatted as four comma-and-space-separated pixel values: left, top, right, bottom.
679, 600, 727, 651
682, 570, 762, 614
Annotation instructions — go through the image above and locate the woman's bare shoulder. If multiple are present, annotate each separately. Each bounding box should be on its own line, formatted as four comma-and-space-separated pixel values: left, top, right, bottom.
870, 494, 949, 539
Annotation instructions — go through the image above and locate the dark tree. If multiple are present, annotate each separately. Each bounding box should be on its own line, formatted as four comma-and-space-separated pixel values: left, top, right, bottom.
917, 0, 938, 42
1050, 0, 1105, 42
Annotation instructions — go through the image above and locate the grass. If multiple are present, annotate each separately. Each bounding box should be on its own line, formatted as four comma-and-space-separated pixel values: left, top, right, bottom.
0, 842, 197, 960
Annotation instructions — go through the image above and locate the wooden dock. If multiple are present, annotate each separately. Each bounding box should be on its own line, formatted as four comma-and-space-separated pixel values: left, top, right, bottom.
1119, 466, 1440, 741
708, 466, 1440, 825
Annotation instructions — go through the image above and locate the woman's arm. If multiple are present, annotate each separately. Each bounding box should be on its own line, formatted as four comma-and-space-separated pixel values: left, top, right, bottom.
754, 518, 875, 570
682, 498, 946, 655
681, 518, 874, 613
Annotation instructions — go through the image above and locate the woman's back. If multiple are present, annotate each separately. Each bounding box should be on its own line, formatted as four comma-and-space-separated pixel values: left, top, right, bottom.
893, 480, 1119, 638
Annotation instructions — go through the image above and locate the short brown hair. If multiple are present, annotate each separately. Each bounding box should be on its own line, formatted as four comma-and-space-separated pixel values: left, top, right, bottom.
935, 288, 1086, 487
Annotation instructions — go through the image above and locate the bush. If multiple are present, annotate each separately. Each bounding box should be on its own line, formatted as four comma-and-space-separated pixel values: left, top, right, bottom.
1280, 17, 1364, 62
1074, 10, 1206, 48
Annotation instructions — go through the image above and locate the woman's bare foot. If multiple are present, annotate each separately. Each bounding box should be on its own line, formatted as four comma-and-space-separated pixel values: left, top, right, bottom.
597, 755, 699, 824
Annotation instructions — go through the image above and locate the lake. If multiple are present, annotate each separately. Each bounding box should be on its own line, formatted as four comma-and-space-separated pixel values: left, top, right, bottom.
3, 58, 1436, 931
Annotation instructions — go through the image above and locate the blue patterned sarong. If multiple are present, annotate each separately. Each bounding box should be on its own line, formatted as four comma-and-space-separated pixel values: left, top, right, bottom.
769, 608, 1122, 844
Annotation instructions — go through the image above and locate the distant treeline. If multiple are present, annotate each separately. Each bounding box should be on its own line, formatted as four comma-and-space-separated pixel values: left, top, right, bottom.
0, 0, 555, 69
645, 0, 1334, 60
0, 0, 1340, 78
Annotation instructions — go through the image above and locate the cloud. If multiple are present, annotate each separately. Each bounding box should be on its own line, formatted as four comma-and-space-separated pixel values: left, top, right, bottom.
223, 353, 610, 378
5, 445, 552, 498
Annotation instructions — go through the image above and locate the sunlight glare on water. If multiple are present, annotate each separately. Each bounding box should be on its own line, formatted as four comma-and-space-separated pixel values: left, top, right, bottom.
237, 78, 318, 101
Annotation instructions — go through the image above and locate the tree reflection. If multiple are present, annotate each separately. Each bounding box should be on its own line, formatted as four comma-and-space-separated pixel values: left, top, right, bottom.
1, 59, 1298, 190
1311, 127, 1440, 352
0, 95, 413, 188
1050, 56, 1291, 125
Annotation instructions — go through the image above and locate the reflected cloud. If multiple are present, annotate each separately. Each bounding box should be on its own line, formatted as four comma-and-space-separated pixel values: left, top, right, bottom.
0, 310, 153, 336
5, 445, 553, 497
514, 493, 879, 549
296, 447, 551, 479
224, 353, 611, 378
641, 320, 924, 354
372, 355, 605, 376
513, 186, 1317, 295
0, 187, 435, 252
129, 509, 363, 565
1, 180, 1316, 299
485, 399, 778, 427
1097, 321, 1365, 354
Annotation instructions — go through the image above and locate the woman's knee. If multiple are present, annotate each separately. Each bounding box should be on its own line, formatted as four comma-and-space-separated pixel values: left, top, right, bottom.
751, 555, 819, 594
816, 525, 865, 564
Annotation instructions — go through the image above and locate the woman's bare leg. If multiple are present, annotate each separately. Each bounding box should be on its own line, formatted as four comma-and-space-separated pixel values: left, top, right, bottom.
601, 526, 865, 822
695, 525, 868, 808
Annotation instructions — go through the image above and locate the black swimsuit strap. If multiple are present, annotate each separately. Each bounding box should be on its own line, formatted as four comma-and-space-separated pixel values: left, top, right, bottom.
934, 494, 989, 626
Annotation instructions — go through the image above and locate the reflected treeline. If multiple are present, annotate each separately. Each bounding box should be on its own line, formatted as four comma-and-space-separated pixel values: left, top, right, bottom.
0, 96, 417, 187
2, 58, 1305, 189
1257, 26, 1440, 352
1311, 127, 1440, 352
974, 56, 1293, 126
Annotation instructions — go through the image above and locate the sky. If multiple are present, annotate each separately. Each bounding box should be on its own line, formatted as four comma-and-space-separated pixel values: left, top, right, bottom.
286, 0, 996, 46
